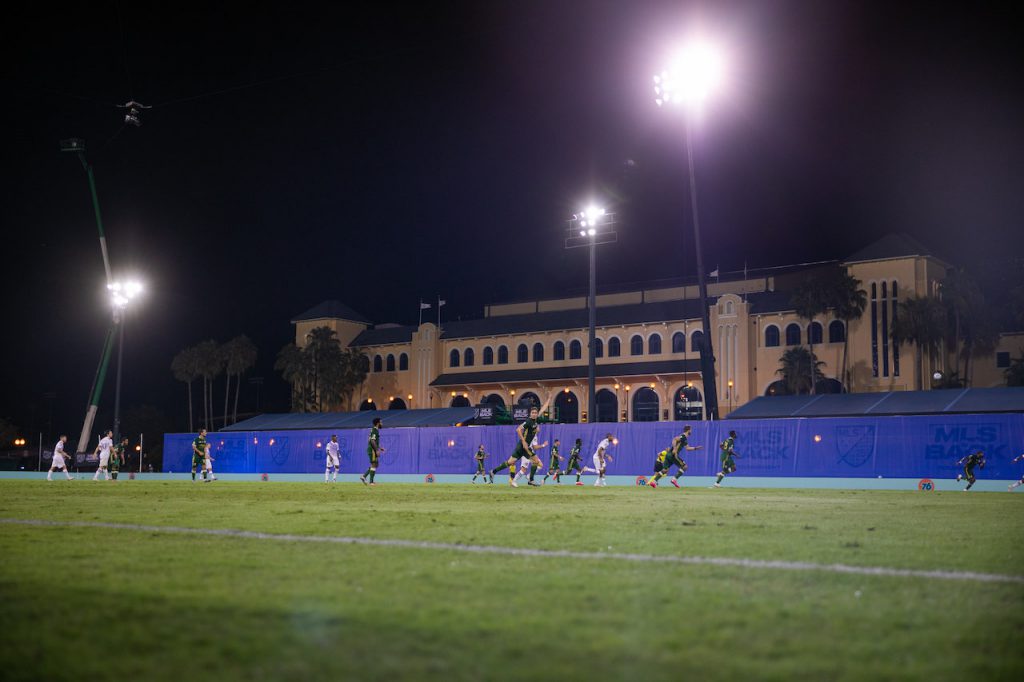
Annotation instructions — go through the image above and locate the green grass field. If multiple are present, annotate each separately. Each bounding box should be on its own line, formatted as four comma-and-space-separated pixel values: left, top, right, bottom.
1, 480, 1022, 681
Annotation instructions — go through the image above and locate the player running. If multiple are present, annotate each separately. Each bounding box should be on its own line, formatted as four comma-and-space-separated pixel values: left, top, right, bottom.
361, 418, 384, 486
191, 429, 208, 482
712, 430, 740, 488
542, 439, 565, 484
471, 444, 489, 483
955, 450, 985, 491
515, 436, 548, 485
563, 438, 585, 485
591, 433, 615, 487
650, 425, 702, 489
325, 434, 341, 483
489, 394, 553, 487
110, 437, 128, 481
1009, 454, 1024, 491
93, 430, 114, 481
47, 435, 73, 481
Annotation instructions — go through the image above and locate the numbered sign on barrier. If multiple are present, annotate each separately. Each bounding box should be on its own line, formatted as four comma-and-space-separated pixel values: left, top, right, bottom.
635, 476, 648, 486
424, 474, 435, 484
260, 473, 269, 481
918, 478, 934, 491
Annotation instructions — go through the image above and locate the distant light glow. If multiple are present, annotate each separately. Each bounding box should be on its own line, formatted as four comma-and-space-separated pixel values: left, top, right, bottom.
655, 38, 727, 111
813, 434, 822, 443
588, 228, 596, 236
579, 230, 586, 237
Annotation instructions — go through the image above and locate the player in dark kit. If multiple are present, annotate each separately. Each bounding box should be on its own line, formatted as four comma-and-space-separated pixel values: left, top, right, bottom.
110, 437, 128, 480
955, 450, 985, 491
563, 438, 585, 485
191, 429, 208, 482
471, 444, 489, 483
542, 439, 565, 484
489, 393, 553, 487
1010, 454, 1024, 491
649, 425, 702, 489
712, 430, 740, 488
361, 417, 384, 486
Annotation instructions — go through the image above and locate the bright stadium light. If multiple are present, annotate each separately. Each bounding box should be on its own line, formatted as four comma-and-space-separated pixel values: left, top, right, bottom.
654, 39, 727, 111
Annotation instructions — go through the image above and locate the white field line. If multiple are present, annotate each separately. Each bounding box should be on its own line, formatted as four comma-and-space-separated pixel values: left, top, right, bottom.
2, 518, 1022, 585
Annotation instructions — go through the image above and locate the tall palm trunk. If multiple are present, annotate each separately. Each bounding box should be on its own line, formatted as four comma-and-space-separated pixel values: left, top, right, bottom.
187, 382, 194, 433
841, 335, 850, 393
233, 376, 241, 424
223, 372, 231, 429
916, 343, 925, 391
808, 321, 816, 395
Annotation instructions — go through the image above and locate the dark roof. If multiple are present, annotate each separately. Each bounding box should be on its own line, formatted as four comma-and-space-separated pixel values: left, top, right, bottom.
221, 407, 478, 431
291, 300, 371, 325
351, 325, 417, 346
728, 387, 1024, 419
430, 359, 701, 386
843, 233, 946, 265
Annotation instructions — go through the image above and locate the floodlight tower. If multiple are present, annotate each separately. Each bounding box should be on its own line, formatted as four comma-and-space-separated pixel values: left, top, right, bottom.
565, 206, 617, 422
108, 280, 144, 442
653, 39, 728, 420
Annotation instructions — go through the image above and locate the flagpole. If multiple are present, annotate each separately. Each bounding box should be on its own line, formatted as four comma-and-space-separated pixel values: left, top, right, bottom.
419, 300, 423, 326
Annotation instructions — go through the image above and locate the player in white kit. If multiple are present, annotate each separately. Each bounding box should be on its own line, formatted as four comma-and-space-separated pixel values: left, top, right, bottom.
203, 443, 217, 481
592, 433, 614, 487
325, 435, 341, 482
93, 430, 113, 481
47, 435, 73, 480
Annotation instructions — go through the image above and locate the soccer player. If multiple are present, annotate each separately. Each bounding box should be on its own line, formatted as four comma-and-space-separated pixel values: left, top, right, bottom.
110, 437, 128, 481
489, 394, 553, 487
471, 444, 488, 483
650, 425, 702, 489
515, 436, 548, 485
563, 438, 585, 485
325, 435, 341, 483
191, 428, 208, 482
1009, 454, 1024, 491
361, 418, 383, 486
955, 450, 985, 491
591, 433, 614, 487
93, 430, 113, 481
47, 435, 73, 481
203, 442, 218, 481
542, 439, 565, 484
712, 430, 740, 488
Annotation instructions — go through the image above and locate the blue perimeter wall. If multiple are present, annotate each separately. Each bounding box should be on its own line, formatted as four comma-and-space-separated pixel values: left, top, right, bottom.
163, 413, 1024, 479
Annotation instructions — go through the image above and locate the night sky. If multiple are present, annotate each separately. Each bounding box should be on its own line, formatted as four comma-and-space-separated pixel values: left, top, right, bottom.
4, 1, 1023, 441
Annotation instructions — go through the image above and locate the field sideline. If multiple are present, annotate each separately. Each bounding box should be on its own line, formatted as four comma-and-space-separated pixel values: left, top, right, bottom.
1, 481, 1022, 681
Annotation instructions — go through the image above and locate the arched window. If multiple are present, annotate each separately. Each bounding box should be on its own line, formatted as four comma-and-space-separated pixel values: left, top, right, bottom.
809, 322, 823, 345
829, 320, 845, 344
399, 353, 408, 371
464, 348, 475, 367
450, 395, 471, 407
373, 355, 383, 372
359, 399, 375, 411
595, 389, 618, 423
532, 342, 544, 362
785, 323, 801, 346
569, 339, 582, 359
517, 344, 528, 363
483, 346, 494, 365
764, 325, 780, 348
691, 330, 704, 352
553, 341, 565, 361
674, 385, 703, 420
608, 337, 621, 357
482, 393, 505, 409
632, 387, 660, 422
630, 335, 644, 356
518, 392, 541, 409
648, 333, 662, 355
386, 354, 395, 372
595, 338, 604, 358
554, 390, 578, 423
498, 346, 509, 364
449, 349, 460, 368
388, 397, 406, 410
672, 331, 686, 353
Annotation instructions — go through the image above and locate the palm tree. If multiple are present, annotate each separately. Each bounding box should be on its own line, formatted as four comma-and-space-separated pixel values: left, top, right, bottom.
777, 347, 824, 395
961, 306, 1000, 386
275, 343, 311, 412
890, 296, 946, 390
194, 340, 223, 428
791, 279, 830, 394
1006, 354, 1024, 387
171, 345, 201, 432
830, 272, 867, 392
940, 267, 983, 380
224, 335, 258, 423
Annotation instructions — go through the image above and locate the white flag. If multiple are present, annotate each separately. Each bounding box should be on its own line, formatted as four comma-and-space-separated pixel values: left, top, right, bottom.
438, 299, 446, 307
419, 302, 431, 310
709, 268, 719, 278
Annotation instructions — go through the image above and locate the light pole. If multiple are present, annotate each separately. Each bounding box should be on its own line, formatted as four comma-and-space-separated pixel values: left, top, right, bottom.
109, 280, 143, 443
654, 39, 727, 420
565, 207, 617, 422
727, 379, 734, 416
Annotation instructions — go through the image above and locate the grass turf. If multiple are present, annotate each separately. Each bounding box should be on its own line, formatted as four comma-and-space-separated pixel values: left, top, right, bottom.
0, 480, 1021, 681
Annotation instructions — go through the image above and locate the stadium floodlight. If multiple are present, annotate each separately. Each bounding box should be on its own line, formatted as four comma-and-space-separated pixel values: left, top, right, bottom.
106, 279, 144, 446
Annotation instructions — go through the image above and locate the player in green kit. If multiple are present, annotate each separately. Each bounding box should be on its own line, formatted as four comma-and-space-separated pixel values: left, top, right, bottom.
361, 417, 383, 486
562, 438, 585, 485
712, 430, 740, 488
489, 393, 552, 487
191, 429, 208, 482
110, 437, 128, 480
471, 444, 489, 483
650, 425, 702, 488
955, 450, 985, 491
542, 439, 565, 484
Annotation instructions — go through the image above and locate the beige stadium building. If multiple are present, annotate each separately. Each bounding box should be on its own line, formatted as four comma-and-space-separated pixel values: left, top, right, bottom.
292, 234, 1022, 422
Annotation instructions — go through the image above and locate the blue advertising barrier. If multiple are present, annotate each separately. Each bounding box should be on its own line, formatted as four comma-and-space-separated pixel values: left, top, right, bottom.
164, 413, 1024, 479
